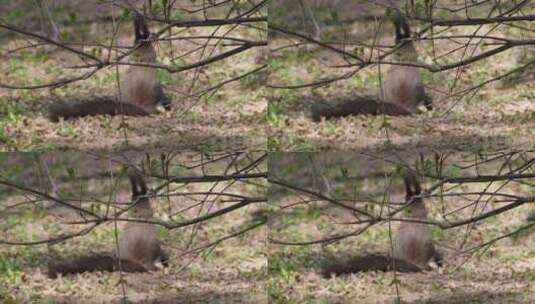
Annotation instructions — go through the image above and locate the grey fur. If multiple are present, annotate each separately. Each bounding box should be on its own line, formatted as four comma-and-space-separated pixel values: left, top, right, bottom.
46, 169, 168, 278
381, 9, 431, 113
117, 170, 168, 270
311, 8, 432, 120
319, 171, 442, 276
49, 12, 170, 121
393, 171, 441, 269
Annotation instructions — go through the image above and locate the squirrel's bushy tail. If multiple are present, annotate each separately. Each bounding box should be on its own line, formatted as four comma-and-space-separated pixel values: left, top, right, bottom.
47, 254, 148, 278
48, 97, 150, 122
320, 254, 422, 278
311, 95, 413, 122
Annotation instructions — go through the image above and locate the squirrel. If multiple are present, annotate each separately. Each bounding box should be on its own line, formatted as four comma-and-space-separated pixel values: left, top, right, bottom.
48, 12, 170, 121
47, 169, 168, 278
320, 170, 442, 277
311, 8, 432, 122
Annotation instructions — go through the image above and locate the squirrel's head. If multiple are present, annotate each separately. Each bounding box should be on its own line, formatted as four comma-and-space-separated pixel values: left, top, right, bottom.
134, 12, 150, 44
389, 8, 411, 44
402, 169, 428, 218
388, 8, 418, 62
132, 12, 157, 62
128, 169, 153, 218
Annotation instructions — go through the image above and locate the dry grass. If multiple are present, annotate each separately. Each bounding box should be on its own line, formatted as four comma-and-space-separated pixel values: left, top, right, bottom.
268, 152, 535, 303
0, 2, 266, 151
267, 4, 535, 151
0, 152, 267, 303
